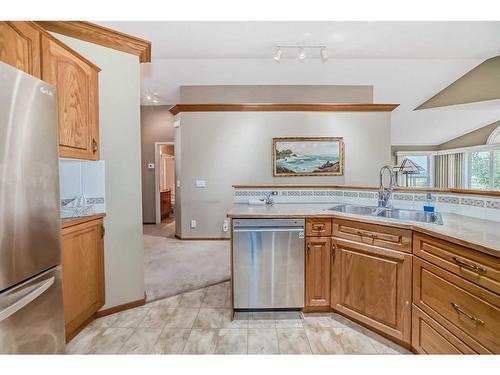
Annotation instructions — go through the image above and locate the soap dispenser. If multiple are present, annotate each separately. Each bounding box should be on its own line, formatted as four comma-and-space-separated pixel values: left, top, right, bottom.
423, 193, 435, 213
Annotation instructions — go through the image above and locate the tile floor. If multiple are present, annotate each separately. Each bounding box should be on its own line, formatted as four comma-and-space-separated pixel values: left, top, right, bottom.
66, 281, 412, 355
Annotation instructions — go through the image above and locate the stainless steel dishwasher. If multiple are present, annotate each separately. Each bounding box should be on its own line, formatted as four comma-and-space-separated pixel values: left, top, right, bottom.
232, 219, 305, 310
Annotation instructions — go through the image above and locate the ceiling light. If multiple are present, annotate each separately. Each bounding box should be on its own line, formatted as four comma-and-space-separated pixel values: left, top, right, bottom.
298, 48, 306, 62
273, 48, 282, 62
146, 95, 152, 101
320, 47, 329, 62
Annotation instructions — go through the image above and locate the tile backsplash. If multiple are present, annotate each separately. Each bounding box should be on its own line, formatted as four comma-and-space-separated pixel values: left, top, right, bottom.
59, 159, 106, 215
233, 188, 500, 222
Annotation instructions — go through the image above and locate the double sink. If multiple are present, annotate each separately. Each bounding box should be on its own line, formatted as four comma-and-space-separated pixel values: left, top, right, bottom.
326, 204, 443, 225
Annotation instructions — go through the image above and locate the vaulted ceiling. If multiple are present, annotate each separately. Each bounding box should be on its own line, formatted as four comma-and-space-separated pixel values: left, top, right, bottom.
96, 21, 500, 145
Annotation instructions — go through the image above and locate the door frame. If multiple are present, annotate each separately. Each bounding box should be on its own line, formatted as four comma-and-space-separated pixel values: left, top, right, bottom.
154, 141, 175, 224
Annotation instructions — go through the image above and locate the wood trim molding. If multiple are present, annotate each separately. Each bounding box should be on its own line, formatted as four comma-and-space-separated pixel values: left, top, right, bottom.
231, 184, 500, 198
35, 21, 151, 63
94, 294, 147, 318
168, 103, 400, 115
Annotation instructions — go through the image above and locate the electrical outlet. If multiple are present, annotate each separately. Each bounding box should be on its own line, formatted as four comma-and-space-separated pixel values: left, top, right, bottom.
222, 219, 228, 232
190, 220, 197, 229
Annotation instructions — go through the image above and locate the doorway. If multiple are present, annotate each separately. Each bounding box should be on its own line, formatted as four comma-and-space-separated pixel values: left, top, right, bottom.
154, 142, 175, 231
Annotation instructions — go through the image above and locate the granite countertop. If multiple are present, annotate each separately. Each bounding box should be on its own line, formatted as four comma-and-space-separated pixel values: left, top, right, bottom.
61, 213, 106, 229
227, 203, 500, 258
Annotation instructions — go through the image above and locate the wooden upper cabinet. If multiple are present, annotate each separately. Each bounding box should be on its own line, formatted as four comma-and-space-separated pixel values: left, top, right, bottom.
331, 238, 412, 344
305, 237, 332, 307
61, 218, 105, 341
41, 34, 100, 160
0, 21, 41, 78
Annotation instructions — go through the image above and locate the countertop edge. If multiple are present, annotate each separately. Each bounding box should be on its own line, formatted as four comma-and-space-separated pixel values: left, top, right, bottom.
227, 210, 499, 259
61, 213, 106, 229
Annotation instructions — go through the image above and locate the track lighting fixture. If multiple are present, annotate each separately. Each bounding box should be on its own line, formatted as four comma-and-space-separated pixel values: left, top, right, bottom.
320, 47, 329, 62
273, 48, 282, 62
298, 48, 306, 62
273, 44, 328, 62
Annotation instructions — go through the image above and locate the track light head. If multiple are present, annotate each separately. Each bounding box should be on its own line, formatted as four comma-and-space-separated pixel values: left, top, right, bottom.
273, 48, 282, 62
320, 47, 329, 62
298, 48, 306, 62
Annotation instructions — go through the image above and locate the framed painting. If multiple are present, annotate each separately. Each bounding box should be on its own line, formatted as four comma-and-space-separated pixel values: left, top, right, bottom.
273, 137, 344, 177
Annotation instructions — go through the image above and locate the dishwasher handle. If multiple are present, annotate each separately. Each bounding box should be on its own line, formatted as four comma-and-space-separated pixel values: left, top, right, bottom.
233, 227, 304, 233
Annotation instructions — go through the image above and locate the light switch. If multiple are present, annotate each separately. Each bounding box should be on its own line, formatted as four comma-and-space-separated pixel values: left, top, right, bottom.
195, 180, 206, 188
176, 180, 181, 188
190, 220, 197, 228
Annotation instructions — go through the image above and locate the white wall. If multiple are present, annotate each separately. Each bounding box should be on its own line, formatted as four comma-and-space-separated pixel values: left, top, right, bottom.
176, 111, 391, 238
141, 58, 500, 145
55, 34, 144, 309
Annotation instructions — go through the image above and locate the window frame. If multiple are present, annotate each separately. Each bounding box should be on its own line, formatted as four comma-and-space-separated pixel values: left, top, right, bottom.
466, 146, 500, 190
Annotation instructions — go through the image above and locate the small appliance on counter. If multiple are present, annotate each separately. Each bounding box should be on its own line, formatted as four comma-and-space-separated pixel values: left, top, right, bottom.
0, 62, 65, 354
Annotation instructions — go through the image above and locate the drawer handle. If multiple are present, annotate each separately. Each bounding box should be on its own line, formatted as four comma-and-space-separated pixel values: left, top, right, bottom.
92, 138, 98, 154
356, 230, 377, 240
451, 302, 485, 325
452, 257, 486, 273
312, 224, 325, 231
307, 243, 311, 256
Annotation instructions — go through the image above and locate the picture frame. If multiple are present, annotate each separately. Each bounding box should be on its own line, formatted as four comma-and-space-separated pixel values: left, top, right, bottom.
272, 137, 345, 177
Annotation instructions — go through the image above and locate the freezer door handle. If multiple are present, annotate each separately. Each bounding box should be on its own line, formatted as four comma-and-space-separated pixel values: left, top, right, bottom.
0, 277, 54, 323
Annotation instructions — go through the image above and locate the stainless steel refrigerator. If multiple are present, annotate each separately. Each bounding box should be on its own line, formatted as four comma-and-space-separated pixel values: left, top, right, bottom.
0, 61, 65, 354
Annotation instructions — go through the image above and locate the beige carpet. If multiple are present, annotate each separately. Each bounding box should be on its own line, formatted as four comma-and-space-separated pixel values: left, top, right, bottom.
143, 221, 230, 302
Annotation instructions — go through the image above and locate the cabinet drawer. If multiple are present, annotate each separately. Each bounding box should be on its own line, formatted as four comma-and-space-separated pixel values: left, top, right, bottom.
332, 219, 412, 253
412, 305, 476, 354
306, 218, 332, 237
413, 257, 500, 354
413, 233, 500, 294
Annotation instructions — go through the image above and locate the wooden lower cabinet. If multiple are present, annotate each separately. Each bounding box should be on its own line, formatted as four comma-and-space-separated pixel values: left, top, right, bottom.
61, 218, 105, 341
412, 305, 476, 354
160, 190, 172, 220
305, 237, 332, 308
413, 256, 499, 354
331, 237, 412, 344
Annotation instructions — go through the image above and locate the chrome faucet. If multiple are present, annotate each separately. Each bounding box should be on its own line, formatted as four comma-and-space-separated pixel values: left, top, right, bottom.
378, 165, 397, 209
260, 191, 277, 205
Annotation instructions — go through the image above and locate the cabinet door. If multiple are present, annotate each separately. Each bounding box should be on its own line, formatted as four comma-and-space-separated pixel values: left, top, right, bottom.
0, 21, 41, 78
331, 238, 412, 344
41, 35, 99, 160
305, 237, 332, 307
61, 219, 105, 340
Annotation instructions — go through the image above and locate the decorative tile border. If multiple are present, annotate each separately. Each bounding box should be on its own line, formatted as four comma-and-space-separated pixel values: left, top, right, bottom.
460, 198, 485, 207
437, 196, 460, 204
232, 188, 500, 221
61, 197, 105, 206
393, 193, 413, 201
486, 200, 500, 209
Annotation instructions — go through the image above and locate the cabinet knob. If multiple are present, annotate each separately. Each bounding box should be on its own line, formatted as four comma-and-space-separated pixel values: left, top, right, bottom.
92, 138, 98, 154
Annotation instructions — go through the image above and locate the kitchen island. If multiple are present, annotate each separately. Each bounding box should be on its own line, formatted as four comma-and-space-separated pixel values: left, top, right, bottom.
227, 203, 500, 354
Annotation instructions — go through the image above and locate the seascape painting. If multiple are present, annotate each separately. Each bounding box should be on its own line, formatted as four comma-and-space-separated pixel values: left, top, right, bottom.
273, 137, 344, 177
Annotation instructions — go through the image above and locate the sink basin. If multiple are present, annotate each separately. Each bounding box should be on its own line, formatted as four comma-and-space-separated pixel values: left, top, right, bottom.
327, 204, 379, 216
376, 209, 443, 225
326, 204, 443, 225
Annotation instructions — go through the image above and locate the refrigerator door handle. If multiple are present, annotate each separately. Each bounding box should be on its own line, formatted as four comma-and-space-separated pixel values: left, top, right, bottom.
0, 277, 54, 323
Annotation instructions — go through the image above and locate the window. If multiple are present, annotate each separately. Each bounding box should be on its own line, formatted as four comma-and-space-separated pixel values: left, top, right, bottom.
468, 149, 500, 190
396, 154, 432, 188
